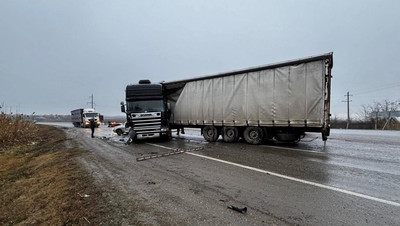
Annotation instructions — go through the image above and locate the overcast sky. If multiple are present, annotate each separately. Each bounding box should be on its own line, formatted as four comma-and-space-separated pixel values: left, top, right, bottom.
1, 0, 399, 116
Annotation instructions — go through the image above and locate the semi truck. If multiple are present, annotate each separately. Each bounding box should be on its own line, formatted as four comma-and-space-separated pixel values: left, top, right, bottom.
122, 53, 333, 144
71, 108, 101, 128
120, 80, 171, 140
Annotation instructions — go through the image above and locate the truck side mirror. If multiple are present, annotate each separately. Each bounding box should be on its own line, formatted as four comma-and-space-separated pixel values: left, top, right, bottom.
167, 102, 171, 110
120, 102, 125, 113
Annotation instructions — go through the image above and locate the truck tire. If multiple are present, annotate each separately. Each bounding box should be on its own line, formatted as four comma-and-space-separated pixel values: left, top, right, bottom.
116, 129, 123, 136
161, 131, 172, 141
222, 126, 239, 143
202, 126, 219, 142
243, 127, 264, 145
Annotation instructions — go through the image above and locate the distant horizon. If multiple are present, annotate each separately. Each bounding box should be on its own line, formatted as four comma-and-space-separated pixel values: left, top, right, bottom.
3, 112, 395, 122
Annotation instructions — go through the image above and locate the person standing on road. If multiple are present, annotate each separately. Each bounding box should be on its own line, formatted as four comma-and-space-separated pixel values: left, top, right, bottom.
89, 117, 96, 138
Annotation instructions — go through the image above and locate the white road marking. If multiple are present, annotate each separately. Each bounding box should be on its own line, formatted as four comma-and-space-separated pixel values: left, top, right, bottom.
145, 142, 176, 150
145, 142, 400, 207
261, 145, 327, 154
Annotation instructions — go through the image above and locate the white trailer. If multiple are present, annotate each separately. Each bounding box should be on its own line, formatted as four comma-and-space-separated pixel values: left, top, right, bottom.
163, 53, 333, 144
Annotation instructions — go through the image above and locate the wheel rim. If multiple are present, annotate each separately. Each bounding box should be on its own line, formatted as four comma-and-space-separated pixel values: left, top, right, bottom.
203, 126, 219, 141
226, 129, 234, 138
244, 127, 263, 144
206, 129, 214, 137
249, 130, 259, 139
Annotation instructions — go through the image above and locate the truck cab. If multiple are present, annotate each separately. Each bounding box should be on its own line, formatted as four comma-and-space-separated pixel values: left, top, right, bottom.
121, 80, 171, 140
82, 109, 100, 127
71, 108, 101, 128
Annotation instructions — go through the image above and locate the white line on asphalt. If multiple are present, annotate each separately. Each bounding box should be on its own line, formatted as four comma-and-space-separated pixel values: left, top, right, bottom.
145, 142, 400, 207
261, 145, 327, 154
145, 142, 176, 150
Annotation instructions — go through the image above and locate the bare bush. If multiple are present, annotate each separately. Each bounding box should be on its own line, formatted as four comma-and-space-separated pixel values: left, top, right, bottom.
0, 114, 39, 150
353, 99, 400, 130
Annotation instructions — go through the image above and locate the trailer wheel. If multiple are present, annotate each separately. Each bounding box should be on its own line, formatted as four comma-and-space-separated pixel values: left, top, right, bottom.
202, 126, 219, 142
222, 127, 239, 143
243, 127, 264, 145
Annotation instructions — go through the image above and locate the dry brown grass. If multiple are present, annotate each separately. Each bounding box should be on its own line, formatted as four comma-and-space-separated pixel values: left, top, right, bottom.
0, 114, 39, 151
0, 125, 110, 225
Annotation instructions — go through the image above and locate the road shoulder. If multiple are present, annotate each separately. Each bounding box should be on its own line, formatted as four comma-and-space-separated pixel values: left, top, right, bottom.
0, 125, 111, 225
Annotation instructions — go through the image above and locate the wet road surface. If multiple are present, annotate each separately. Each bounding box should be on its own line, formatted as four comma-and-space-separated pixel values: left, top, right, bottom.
42, 122, 400, 225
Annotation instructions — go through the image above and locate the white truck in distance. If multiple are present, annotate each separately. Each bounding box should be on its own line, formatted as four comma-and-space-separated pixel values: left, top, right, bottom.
71, 108, 101, 128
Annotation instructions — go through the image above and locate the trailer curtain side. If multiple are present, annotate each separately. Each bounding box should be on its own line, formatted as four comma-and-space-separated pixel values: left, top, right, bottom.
164, 53, 333, 131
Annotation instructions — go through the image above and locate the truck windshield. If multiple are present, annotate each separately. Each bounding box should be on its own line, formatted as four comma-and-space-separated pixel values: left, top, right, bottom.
84, 113, 99, 117
127, 100, 164, 113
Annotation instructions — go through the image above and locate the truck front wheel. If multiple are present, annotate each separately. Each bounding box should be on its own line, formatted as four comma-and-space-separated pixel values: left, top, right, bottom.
222, 127, 239, 143
243, 127, 264, 145
202, 126, 219, 142
116, 129, 123, 136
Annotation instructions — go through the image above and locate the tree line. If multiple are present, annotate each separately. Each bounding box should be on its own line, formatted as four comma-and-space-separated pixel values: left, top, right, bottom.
332, 99, 400, 130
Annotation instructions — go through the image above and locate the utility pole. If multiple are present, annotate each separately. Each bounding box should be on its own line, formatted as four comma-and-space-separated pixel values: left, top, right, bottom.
342, 92, 352, 129
88, 94, 94, 109
91, 94, 94, 108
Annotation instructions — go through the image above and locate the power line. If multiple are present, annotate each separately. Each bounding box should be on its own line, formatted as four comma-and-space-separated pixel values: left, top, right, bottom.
353, 82, 400, 95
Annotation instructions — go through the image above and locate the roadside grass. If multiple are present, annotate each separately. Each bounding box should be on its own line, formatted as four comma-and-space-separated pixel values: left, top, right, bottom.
0, 123, 110, 225
0, 114, 39, 151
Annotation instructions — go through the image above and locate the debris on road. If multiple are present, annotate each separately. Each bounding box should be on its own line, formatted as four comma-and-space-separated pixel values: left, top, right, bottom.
78, 193, 90, 199
227, 205, 247, 214
136, 147, 204, 161
172, 136, 207, 144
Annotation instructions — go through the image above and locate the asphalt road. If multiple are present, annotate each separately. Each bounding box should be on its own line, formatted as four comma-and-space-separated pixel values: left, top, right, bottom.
45, 122, 400, 225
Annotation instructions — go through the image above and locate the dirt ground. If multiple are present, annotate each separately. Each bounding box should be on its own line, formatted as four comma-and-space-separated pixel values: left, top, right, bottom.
0, 125, 111, 225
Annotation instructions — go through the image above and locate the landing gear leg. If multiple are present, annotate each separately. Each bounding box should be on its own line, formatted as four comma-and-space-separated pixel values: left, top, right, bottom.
322, 128, 329, 141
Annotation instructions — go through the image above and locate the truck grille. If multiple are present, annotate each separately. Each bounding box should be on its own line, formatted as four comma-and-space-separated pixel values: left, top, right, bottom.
131, 114, 161, 134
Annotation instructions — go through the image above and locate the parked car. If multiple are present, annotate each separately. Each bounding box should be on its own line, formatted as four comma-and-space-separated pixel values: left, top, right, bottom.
113, 124, 129, 136
108, 122, 122, 127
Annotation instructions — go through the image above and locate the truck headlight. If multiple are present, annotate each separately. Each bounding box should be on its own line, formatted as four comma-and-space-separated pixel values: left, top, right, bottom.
161, 127, 169, 132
